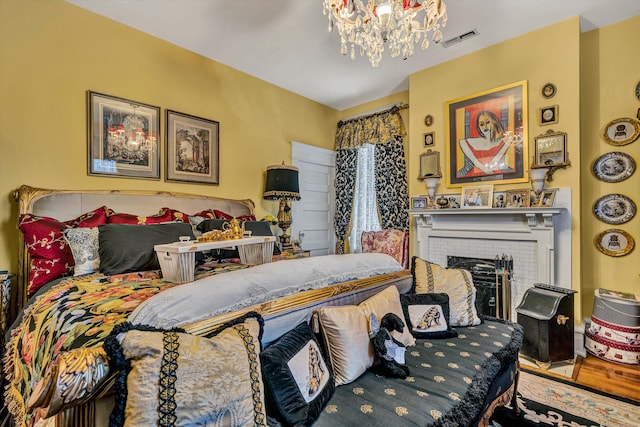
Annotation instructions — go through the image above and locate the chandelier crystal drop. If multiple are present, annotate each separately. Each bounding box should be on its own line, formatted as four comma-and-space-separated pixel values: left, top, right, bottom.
323, 0, 447, 67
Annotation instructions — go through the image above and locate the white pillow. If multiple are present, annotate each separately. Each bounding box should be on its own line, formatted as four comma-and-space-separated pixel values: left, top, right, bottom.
63, 227, 100, 276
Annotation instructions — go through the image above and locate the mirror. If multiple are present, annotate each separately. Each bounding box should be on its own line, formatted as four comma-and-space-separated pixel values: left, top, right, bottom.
418, 150, 441, 179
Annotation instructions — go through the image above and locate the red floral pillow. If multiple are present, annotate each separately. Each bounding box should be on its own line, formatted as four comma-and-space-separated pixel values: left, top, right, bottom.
107, 209, 173, 224
161, 208, 191, 223
19, 206, 109, 295
191, 209, 217, 219
213, 209, 256, 221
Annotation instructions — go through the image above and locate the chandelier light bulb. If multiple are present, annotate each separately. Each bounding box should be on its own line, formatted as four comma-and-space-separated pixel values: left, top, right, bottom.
324, 0, 448, 67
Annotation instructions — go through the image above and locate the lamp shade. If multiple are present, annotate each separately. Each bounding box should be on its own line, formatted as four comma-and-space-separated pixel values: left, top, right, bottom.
263, 164, 301, 201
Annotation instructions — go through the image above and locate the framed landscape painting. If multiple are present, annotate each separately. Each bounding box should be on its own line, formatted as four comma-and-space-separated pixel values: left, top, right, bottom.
87, 91, 160, 179
166, 110, 219, 185
445, 81, 528, 188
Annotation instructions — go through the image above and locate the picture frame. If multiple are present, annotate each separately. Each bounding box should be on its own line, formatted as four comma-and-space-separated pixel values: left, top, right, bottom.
460, 184, 494, 208
542, 83, 556, 99
539, 105, 558, 126
595, 229, 635, 257
493, 191, 507, 208
505, 188, 531, 208
411, 196, 428, 209
538, 189, 557, 207
423, 132, 435, 147
602, 117, 640, 146
87, 91, 160, 179
165, 110, 220, 185
445, 81, 528, 187
533, 129, 568, 167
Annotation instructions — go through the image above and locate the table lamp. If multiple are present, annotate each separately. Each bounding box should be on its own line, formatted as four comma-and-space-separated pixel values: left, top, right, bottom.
263, 163, 301, 251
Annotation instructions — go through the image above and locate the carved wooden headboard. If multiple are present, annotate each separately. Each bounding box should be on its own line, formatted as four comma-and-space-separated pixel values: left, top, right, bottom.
11, 185, 255, 322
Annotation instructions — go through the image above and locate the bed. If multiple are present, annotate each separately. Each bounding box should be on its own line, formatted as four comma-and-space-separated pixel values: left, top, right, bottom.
3, 185, 412, 427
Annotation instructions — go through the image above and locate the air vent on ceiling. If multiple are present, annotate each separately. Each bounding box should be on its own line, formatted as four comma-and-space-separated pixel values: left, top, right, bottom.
441, 29, 479, 48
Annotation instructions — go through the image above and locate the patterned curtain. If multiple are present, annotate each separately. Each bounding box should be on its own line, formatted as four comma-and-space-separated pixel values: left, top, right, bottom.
374, 135, 409, 231
334, 106, 408, 253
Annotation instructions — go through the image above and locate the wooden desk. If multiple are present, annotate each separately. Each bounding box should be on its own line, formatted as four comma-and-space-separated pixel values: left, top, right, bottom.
155, 236, 276, 283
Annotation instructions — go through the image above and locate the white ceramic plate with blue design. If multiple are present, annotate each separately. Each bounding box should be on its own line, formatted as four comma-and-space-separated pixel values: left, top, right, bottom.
592, 152, 635, 183
593, 194, 636, 225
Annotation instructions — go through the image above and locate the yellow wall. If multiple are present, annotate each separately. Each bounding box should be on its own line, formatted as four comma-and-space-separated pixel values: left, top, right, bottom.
408, 18, 584, 317
580, 16, 640, 315
0, 0, 338, 271
1, 1, 637, 320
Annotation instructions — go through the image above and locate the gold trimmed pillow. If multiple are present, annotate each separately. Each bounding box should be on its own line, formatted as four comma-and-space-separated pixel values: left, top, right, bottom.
411, 256, 481, 327
105, 313, 267, 427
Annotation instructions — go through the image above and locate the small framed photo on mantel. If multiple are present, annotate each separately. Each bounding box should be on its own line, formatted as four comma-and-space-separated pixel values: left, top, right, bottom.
461, 184, 494, 208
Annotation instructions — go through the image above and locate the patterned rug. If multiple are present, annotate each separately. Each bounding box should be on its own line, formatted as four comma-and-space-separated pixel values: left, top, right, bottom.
490, 370, 640, 426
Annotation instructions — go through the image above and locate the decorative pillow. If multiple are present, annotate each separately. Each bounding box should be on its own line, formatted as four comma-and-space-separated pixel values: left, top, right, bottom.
197, 219, 281, 255
260, 322, 335, 427
18, 206, 109, 294
191, 209, 218, 219
162, 207, 190, 223
98, 222, 196, 276
107, 209, 173, 224
358, 285, 416, 347
213, 209, 257, 222
105, 312, 266, 427
62, 227, 100, 276
400, 293, 458, 339
411, 256, 482, 327
314, 305, 372, 386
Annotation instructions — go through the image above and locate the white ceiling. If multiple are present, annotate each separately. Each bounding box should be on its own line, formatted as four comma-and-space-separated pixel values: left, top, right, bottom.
67, 0, 640, 110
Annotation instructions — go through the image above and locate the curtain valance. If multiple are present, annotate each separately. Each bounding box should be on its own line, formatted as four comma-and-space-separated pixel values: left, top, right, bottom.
335, 107, 407, 150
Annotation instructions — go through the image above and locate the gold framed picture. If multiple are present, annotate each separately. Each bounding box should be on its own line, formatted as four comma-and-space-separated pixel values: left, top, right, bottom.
424, 132, 435, 147
461, 184, 494, 208
445, 81, 528, 187
539, 105, 558, 126
505, 189, 531, 207
538, 189, 557, 207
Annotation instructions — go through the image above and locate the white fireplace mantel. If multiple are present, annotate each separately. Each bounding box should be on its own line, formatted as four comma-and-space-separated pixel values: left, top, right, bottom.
408, 207, 563, 229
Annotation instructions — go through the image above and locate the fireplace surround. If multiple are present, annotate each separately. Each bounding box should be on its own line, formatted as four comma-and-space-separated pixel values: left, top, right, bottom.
408, 188, 572, 323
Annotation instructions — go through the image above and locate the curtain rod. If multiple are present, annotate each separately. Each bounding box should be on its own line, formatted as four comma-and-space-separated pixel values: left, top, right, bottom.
339, 102, 408, 124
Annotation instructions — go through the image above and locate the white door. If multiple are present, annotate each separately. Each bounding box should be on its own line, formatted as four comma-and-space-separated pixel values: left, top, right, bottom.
291, 141, 336, 256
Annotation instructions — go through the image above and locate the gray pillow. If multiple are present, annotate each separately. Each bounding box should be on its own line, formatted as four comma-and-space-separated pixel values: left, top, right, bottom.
98, 222, 195, 275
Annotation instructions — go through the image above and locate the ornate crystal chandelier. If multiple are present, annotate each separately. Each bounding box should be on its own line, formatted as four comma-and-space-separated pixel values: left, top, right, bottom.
323, 0, 447, 67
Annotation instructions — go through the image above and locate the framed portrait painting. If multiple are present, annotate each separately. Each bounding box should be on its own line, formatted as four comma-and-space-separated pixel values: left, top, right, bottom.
445, 81, 528, 188
166, 110, 220, 185
87, 91, 160, 179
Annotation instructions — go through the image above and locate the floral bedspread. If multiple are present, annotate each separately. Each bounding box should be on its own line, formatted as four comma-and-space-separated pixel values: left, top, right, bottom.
3, 262, 248, 427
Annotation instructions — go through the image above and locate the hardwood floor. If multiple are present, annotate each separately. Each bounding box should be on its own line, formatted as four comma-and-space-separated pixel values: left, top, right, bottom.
521, 354, 640, 403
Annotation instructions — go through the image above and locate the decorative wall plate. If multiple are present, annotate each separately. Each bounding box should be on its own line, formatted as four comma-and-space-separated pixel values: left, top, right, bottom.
424, 114, 434, 127
603, 117, 640, 146
592, 152, 636, 183
542, 83, 556, 99
636, 80, 640, 101
593, 194, 636, 225
595, 229, 635, 257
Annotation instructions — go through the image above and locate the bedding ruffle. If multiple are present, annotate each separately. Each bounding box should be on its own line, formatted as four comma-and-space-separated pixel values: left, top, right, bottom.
128, 253, 403, 329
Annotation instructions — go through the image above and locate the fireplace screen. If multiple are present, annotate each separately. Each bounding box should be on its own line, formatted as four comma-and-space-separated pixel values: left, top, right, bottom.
447, 255, 513, 319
